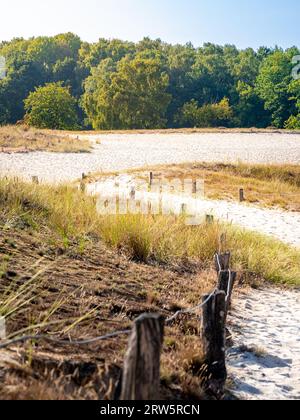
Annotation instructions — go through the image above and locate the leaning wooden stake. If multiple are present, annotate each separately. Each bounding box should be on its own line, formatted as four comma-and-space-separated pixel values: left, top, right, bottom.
120, 313, 165, 401
201, 291, 227, 398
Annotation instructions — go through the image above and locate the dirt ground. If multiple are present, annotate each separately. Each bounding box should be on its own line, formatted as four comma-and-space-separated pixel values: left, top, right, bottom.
0, 226, 216, 400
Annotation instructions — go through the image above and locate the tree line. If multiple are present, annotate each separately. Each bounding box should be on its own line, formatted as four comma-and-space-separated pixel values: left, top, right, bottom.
0, 33, 299, 130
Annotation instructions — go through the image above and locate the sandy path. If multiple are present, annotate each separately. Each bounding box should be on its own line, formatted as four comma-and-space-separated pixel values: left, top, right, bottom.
228, 288, 300, 400
87, 175, 300, 248
1, 132, 300, 182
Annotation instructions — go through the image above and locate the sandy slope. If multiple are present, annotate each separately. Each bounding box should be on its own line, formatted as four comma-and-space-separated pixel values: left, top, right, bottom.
228, 288, 300, 400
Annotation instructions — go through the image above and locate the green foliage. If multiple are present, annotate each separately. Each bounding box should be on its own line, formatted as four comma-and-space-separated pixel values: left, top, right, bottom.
177, 98, 233, 128
82, 54, 171, 129
256, 49, 299, 127
24, 83, 79, 130
0, 34, 300, 129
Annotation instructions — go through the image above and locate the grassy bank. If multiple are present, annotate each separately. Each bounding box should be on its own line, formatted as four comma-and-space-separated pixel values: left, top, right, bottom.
0, 126, 92, 153
1, 177, 299, 285
102, 162, 300, 211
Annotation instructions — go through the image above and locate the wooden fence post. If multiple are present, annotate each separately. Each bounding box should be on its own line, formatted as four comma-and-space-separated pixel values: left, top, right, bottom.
201, 291, 227, 398
149, 172, 154, 187
80, 182, 86, 193
192, 180, 197, 195
214, 252, 231, 273
120, 313, 165, 401
32, 176, 39, 185
239, 188, 245, 203
206, 214, 214, 224
181, 203, 187, 215
217, 270, 237, 313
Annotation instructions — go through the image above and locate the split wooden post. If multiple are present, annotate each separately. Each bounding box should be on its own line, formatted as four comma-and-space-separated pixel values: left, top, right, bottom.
239, 188, 245, 203
201, 291, 227, 398
32, 176, 39, 185
120, 313, 165, 401
214, 252, 231, 273
217, 270, 237, 313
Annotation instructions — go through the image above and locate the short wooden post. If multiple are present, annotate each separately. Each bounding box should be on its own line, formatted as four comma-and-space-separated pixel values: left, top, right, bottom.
120, 313, 165, 401
206, 214, 214, 224
239, 188, 245, 202
149, 172, 154, 187
82, 173, 87, 180
80, 182, 86, 193
181, 203, 187, 215
214, 252, 231, 273
201, 291, 227, 398
32, 176, 39, 185
130, 187, 136, 200
192, 180, 197, 195
217, 270, 237, 313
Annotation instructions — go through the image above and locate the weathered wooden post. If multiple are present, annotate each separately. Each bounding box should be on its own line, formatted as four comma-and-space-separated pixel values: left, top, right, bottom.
214, 252, 231, 273
80, 182, 86, 193
181, 203, 187, 215
239, 188, 245, 203
217, 270, 237, 313
192, 180, 197, 195
82, 173, 87, 180
32, 176, 39, 185
201, 291, 227, 398
206, 214, 214, 224
130, 187, 136, 200
149, 172, 154, 187
120, 313, 165, 401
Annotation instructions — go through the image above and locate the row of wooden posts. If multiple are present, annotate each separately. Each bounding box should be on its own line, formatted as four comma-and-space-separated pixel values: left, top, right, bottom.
80, 172, 245, 202
30, 172, 245, 203
117, 252, 236, 401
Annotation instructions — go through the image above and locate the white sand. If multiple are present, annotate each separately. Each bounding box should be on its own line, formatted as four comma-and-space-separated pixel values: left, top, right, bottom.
1, 132, 300, 182
228, 288, 300, 400
87, 174, 300, 248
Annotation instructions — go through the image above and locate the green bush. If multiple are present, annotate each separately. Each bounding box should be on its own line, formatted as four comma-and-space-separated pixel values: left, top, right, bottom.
177, 98, 233, 128
24, 82, 79, 130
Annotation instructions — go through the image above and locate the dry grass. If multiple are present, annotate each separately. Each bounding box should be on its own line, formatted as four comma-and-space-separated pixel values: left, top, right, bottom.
105, 162, 300, 211
0, 126, 92, 153
1, 177, 299, 285
1, 176, 300, 399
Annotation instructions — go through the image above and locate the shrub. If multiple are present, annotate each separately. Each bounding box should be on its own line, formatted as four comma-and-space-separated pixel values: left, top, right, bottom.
176, 98, 233, 128
24, 82, 79, 130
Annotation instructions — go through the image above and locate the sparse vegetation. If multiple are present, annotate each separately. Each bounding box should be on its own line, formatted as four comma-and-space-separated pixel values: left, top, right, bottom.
1, 176, 299, 284
0, 125, 92, 153
116, 162, 300, 211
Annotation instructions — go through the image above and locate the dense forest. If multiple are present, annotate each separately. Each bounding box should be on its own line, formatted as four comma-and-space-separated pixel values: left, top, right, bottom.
0, 33, 300, 130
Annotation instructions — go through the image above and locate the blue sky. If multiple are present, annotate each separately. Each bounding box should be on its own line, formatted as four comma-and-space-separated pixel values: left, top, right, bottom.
1, 0, 299, 49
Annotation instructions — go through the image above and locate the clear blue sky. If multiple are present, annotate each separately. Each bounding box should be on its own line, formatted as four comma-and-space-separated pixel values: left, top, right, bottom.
1, 0, 299, 49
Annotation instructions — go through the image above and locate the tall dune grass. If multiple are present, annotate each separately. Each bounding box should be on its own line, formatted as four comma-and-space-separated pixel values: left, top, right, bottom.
1, 177, 300, 285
